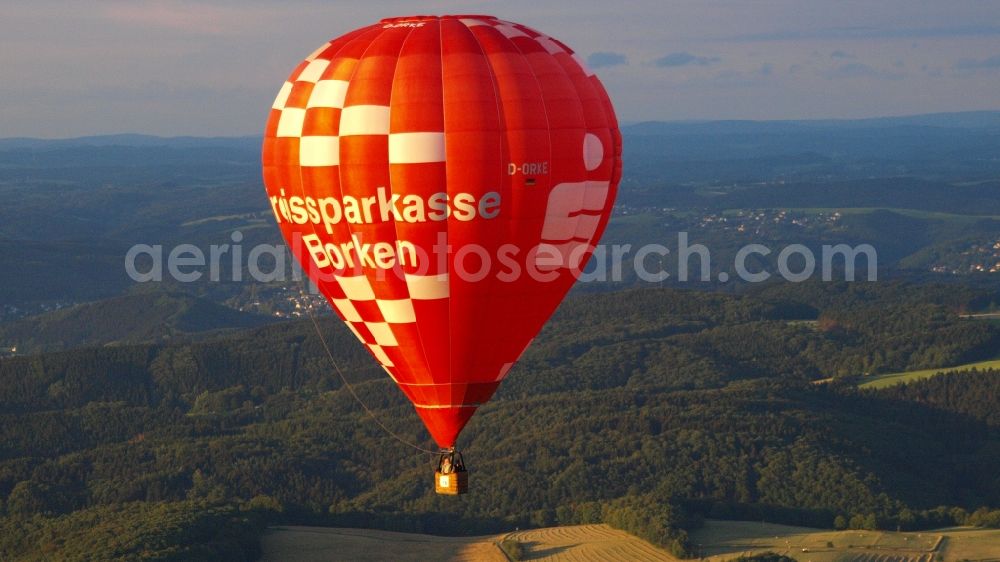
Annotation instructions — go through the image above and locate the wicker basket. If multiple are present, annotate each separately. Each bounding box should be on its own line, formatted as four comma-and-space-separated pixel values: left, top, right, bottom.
434, 470, 468, 495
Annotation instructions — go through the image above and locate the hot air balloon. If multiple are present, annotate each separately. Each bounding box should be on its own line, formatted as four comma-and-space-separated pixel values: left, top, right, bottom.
262, 14, 621, 494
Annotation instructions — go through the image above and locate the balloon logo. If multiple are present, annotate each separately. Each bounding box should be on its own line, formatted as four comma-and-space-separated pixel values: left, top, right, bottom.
263, 15, 621, 451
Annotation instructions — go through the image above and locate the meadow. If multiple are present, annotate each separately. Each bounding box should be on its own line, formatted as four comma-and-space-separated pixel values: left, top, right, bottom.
858, 359, 1000, 389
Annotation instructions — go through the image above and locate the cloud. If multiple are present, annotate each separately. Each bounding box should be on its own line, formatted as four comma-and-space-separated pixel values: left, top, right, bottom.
830, 50, 855, 59
654, 52, 720, 68
587, 51, 627, 69
826, 62, 904, 80
954, 54, 1000, 69
730, 25, 1000, 42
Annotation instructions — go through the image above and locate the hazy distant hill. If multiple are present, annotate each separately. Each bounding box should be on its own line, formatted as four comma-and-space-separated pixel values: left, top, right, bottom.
623, 110, 1000, 135
621, 112, 1000, 185
0, 237, 132, 309
1, 112, 999, 312
805, 110, 1000, 130
0, 134, 260, 151
0, 292, 277, 354
2, 111, 996, 148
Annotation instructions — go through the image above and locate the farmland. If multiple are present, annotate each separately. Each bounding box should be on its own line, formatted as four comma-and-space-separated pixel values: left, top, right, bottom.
858, 359, 1000, 389
258, 526, 508, 562
259, 521, 1000, 561
259, 524, 675, 561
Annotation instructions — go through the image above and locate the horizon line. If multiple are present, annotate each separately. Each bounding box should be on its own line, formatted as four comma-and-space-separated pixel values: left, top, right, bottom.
3, 109, 999, 142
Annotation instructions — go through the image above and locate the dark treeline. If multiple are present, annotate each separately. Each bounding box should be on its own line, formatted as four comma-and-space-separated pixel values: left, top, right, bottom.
872, 368, 1000, 429
0, 283, 999, 559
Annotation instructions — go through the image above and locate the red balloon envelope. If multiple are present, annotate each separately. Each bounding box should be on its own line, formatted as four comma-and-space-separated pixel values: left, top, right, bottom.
263, 15, 621, 448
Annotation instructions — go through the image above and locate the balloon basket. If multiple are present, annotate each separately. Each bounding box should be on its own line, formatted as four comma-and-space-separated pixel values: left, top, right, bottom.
434, 470, 468, 495
434, 450, 468, 495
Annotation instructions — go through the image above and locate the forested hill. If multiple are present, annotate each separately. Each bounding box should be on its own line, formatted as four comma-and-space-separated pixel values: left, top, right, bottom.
0, 292, 276, 354
4, 117, 1000, 313
1, 283, 1000, 560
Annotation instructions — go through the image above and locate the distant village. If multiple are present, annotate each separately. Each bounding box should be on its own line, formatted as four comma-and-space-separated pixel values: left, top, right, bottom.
235, 285, 330, 319
0, 301, 74, 324
616, 205, 1000, 276
932, 240, 1000, 275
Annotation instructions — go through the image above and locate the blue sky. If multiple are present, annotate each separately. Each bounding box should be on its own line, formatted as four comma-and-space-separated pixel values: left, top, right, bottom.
2, 0, 999, 137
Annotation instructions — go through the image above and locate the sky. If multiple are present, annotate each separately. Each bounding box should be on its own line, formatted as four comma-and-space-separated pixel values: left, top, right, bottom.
2, 0, 1000, 137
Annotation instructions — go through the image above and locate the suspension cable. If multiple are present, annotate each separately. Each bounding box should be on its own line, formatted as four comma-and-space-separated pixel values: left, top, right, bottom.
301, 291, 441, 456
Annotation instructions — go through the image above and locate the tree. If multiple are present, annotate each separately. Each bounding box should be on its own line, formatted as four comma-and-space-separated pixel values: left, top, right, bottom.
898, 508, 916, 531
6, 482, 48, 516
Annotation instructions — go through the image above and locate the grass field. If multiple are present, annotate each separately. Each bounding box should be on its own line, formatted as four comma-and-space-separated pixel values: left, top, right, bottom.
505, 524, 675, 560
258, 526, 509, 562
691, 520, 1000, 562
857, 359, 1000, 389
180, 213, 265, 226
259, 524, 674, 561
260, 521, 1000, 561
962, 312, 1000, 321
692, 520, 938, 561
937, 526, 1000, 561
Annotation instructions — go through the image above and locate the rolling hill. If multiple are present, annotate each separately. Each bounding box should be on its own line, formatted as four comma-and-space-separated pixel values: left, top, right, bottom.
1, 284, 999, 560
0, 291, 277, 354
259, 521, 1000, 562
3, 115, 1000, 560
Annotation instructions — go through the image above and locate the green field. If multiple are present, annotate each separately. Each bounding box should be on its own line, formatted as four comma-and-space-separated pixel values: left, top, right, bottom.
180, 213, 262, 226
858, 359, 1000, 389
